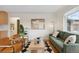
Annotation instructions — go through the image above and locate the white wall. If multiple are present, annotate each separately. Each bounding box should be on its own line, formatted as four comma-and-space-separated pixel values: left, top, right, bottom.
9, 13, 54, 30
9, 13, 55, 40
27, 30, 49, 40
8, 17, 20, 37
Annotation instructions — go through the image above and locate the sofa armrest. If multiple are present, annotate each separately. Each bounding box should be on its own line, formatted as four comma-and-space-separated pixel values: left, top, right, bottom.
63, 43, 79, 53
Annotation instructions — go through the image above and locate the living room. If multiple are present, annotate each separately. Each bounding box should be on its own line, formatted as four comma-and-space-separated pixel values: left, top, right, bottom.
0, 5, 79, 53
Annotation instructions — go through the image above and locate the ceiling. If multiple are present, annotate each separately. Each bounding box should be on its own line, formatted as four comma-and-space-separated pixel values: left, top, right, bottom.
0, 5, 65, 13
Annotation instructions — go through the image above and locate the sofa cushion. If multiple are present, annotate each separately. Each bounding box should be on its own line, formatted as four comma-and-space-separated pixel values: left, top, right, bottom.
57, 30, 73, 41
63, 32, 73, 41
75, 35, 79, 43
56, 31, 67, 41
57, 31, 65, 39
50, 36, 64, 48
53, 38, 63, 48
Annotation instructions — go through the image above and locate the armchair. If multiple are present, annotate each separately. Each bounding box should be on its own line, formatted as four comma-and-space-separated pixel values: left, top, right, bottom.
0, 45, 13, 53
0, 34, 24, 53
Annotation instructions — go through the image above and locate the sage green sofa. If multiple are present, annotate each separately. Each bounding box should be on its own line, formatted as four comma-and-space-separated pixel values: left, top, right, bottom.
49, 30, 79, 53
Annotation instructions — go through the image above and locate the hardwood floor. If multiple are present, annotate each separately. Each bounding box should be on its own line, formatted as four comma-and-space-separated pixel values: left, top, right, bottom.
45, 39, 58, 53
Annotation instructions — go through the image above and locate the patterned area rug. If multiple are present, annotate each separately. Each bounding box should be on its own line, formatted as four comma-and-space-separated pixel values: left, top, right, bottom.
22, 41, 54, 53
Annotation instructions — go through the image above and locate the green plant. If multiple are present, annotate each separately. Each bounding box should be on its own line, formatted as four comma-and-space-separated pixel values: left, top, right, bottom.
19, 24, 25, 38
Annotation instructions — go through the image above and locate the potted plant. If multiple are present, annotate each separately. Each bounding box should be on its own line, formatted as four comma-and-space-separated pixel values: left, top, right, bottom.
19, 24, 25, 38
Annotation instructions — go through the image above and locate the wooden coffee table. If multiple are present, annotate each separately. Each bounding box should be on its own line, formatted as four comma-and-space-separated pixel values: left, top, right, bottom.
27, 39, 45, 53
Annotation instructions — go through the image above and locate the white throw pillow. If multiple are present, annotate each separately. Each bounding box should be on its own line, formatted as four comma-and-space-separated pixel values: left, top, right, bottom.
53, 32, 59, 37
64, 35, 76, 44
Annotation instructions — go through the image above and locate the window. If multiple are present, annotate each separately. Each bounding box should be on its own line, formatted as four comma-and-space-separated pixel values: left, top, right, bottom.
67, 11, 79, 32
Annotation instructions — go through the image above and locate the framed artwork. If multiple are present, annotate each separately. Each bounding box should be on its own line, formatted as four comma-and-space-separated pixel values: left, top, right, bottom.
10, 24, 14, 30
31, 19, 45, 29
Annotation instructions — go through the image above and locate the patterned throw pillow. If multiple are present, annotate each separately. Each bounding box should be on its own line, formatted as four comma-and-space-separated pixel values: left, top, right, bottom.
64, 35, 76, 44
53, 32, 59, 37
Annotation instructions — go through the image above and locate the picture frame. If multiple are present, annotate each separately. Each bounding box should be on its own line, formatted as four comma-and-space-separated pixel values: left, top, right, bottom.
31, 19, 45, 29
10, 24, 14, 30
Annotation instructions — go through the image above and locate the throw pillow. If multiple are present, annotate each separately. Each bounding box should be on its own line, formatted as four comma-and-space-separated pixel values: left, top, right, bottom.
64, 35, 76, 44
53, 32, 59, 37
